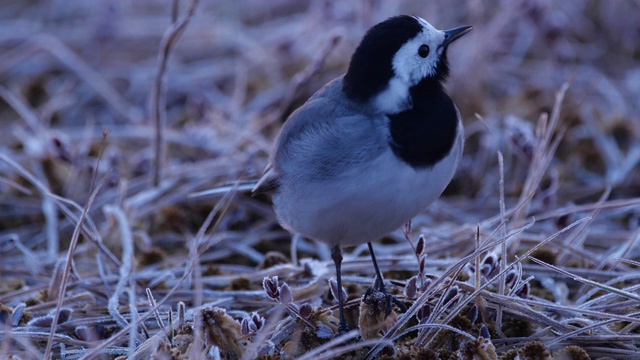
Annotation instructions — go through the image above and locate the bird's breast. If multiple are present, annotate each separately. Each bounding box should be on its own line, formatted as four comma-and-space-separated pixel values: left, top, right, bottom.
387, 84, 460, 168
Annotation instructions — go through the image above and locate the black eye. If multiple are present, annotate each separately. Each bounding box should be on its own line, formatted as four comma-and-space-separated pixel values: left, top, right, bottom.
418, 44, 430, 58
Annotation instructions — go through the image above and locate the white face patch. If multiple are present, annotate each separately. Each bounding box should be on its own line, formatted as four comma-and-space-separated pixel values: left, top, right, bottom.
393, 17, 446, 84
369, 16, 447, 114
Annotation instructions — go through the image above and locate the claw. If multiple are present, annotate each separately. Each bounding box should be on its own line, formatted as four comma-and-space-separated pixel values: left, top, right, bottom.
391, 295, 408, 313
383, 293, 408, 317
336, 323, 350, 336
384, 293, 393, 318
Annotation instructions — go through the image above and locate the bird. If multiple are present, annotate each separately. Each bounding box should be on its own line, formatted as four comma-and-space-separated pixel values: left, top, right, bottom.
253, 15, 472, 334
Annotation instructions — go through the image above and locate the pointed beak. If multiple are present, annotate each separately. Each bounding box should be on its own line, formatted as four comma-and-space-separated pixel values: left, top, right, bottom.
442, 25, 473, 48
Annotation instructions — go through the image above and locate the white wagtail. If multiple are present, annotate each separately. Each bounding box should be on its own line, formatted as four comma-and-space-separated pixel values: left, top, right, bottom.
253, 15, 472, 334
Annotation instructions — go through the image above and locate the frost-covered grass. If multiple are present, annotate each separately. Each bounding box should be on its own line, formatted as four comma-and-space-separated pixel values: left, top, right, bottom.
1, 1, 639, 359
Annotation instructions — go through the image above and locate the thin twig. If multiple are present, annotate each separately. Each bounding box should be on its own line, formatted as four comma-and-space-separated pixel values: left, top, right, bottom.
150, 0, 200, 187
495, 150, 507, 336
510, 82, 570, 251
42, 172, 111, 358
42, 130, 111, 358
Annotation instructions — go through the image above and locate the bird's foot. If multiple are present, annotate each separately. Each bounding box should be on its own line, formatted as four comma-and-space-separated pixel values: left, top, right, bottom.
336, 322, 350, 336
333, 323, 362, 343
364, 286, 408, 318
359, 287, 406, 340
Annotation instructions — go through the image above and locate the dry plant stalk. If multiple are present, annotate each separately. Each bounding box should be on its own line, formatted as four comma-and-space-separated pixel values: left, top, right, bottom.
150, 0, 200, 187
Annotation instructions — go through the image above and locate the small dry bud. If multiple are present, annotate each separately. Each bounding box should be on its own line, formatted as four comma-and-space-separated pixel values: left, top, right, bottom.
416, 304, 431, 323
299, 303, 312, 318
416, 235, 425, 256
263, 276, 280, 301
442, 286, 458, 307
404, 276, 418, 299
466, 305, 478, 324
480, 324, 491, 339
279, 283, 293, 304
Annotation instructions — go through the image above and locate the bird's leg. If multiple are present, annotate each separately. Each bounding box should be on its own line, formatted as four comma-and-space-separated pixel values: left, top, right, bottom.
331, 245, 349, 334
367, 242, 386, 293
367, 242, 408, 316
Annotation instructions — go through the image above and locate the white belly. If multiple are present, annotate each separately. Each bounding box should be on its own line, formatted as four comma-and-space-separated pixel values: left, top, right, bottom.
273, 127, 463, 246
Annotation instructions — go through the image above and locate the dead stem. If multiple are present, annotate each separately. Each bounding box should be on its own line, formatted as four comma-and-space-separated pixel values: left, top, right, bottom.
150, 0, 200, 187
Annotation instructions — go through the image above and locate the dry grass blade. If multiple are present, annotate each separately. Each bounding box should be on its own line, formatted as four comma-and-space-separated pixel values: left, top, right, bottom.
0, 84, 45, 136
365, 217, 536, 358
103, 204, 141, 355
495, 150, 507, 335
510, 82, 570, 251
529, 257, 640, 303
43, 171, 111, 359
0, 152, 121, 267
421, 217, 589, 348
145, 288, 169, 343
78, 182, 237, 359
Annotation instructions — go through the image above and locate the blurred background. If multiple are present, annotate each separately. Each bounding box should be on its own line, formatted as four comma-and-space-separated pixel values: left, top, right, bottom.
1, 0, 640, 356
2, 0, 639, 257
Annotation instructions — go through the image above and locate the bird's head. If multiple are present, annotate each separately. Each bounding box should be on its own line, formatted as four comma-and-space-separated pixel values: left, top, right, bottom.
343, 15, 472, 114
